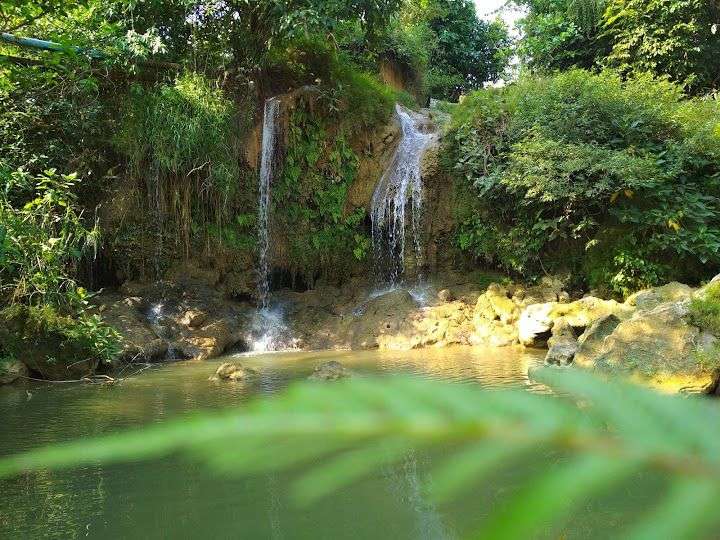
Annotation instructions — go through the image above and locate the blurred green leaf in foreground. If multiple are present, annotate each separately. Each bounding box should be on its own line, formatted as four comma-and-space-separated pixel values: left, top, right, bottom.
1, 368, 720, 538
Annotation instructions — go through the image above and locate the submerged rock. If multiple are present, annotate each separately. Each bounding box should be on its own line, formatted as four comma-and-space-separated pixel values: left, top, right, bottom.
210, 362, 258, 382
310, 360, 349, 381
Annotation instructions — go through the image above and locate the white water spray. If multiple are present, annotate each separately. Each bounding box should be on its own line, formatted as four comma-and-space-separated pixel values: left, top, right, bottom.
251, 97, 296, 353
257, 97, 281, 310
371, 104, 435, 286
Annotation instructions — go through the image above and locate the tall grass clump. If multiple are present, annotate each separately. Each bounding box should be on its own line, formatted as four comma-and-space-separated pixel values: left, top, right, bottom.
115, 72, 247, 263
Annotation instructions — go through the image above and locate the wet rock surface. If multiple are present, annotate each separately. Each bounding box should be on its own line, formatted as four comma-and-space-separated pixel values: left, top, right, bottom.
309, 360, 350, 381
90, 272, 720, 394
210, 362, 259, 382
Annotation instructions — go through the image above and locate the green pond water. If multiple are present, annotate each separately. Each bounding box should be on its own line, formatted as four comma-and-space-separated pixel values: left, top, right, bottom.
0, 346, 658, 539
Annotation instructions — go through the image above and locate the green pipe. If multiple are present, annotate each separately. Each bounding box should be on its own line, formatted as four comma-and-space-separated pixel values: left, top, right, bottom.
1, 32, 103, 58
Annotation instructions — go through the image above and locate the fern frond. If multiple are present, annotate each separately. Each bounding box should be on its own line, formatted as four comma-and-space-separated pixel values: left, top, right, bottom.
1, 368, 720, 538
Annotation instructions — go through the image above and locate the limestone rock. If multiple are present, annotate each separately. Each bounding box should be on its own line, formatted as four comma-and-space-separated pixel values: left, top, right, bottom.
575, 301, 717, 393
181, 309, 208, 329
309, 360, 349, 381
210, 362, 258, 382
518, 303, 557, 347
350, 290, 418, 349
0, 358, 28, 385
626, 282, 694, 311
91, 294, 167, 363
437, 289, 454, 303
486, 284, 519, 325
545, 318, 579, 366
574, 315, 622, 368
551, 297, 633, 329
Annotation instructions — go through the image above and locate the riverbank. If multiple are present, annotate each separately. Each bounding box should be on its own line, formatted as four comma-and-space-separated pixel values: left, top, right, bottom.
4, 269, 718, 396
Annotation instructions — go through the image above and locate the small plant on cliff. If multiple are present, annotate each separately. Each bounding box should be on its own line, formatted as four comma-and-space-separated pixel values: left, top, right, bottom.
689, 282, 720, 336
275, 98, 371, 284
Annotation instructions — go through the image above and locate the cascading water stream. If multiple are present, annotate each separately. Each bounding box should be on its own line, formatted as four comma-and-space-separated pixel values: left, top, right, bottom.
371, 104, 436, 288
257, 97, 281, 310
249, 97, 295, 353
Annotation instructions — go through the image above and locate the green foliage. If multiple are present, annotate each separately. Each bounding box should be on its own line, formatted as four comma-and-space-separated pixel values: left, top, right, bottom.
689, 282, 720, 335
448, 69, 720, 293
386, 0, 511, 101
0, 167, 100, 307
517, 0, 610, 71
116, 73, 240, 197
602, 0, 720, 93
2, 369, 720, 537
0, 304, 122, 366
517, 0, 720, 94
274, 97, 370, 284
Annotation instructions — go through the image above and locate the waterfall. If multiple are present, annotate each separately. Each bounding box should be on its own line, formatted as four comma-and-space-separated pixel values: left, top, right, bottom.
257, 97, 281, 309
371, 104, 435, 286
249, 96, 295, 353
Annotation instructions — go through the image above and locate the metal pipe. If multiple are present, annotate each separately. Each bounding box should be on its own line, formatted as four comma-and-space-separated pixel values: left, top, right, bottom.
1, 32, 103, 58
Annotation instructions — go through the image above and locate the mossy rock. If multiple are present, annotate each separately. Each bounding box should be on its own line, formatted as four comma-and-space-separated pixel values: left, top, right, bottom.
0, 305, 99, 381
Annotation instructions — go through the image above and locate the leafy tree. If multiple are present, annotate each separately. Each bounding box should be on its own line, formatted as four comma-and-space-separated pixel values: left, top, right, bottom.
389, 0, 511, 101
516, 0, 610, 71
517, 0, 720, 93
602, 0, 720, 92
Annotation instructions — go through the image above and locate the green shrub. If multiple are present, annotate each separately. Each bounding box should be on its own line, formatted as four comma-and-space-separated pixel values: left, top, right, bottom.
447, 69, 720, 294
0, 304, 122, 366
116, 72, 241, 197
689, 282, 720, 335
0, 168, 100, 307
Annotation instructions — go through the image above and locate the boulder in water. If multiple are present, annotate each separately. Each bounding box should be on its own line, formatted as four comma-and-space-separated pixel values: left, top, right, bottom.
310, 360, 349, 381
210, 362, 258, 382
0, 358, 28, 385
545, 318, 579, 366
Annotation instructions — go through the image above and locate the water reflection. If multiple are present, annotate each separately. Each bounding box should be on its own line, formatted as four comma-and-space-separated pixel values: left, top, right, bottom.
0, 346, 549, 539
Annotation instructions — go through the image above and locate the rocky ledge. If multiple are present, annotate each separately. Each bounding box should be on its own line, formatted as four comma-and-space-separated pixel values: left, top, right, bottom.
6, 268, 718, 395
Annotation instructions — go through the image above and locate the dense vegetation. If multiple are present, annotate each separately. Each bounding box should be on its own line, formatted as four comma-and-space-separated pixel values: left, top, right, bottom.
0, 0, 508, 370
517, 0, 720, 93
449, 69, 720, 295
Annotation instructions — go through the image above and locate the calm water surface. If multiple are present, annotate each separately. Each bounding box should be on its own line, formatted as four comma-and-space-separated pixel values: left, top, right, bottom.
0, 347, 654, 539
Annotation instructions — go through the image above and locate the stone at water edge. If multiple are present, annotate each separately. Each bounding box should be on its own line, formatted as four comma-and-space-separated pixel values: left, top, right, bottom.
518, 303, 556, 347
574, 301, 718, 394
574, 314, 622, 368
210, 362, 259, 382
0, 358, 28, 385
437, 289, 454, 303
545, 317, 579, 366
309, 361, 350, 381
